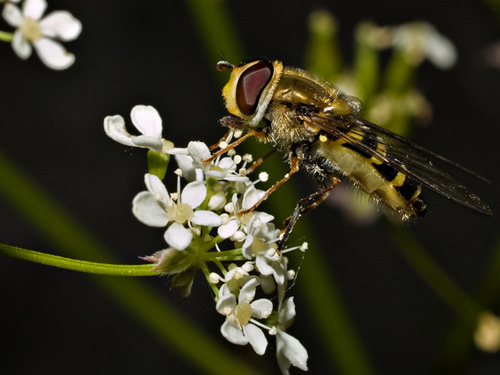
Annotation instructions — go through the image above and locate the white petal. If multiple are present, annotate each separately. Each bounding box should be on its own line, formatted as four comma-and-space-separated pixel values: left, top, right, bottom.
270, 261, 285, 286
174, 154, 196, 181
215, 292, 236, 315
181, 181, 206, 209
220, 319, 247, 345
425, 28, 457, 69
278, 297, 296, 327
3, 3, 22, 27
191, 210, 222, 227
256, 255, 274, 276
22, 0, 46, 20
131, 135, 163, 153
103, 115, 136, 147
208, 191, 226, 211
39, 11, 81, 40
253, 211, 274, 224
260, 274, 276, 294
243, 324, 268, 355
164, 223, 192, 250
241, 235, 254, 259
187, 141, 211, 167
217, 157, 236, 170
144, 173, 171, 204
217, 219, 239, 239
251, 298, 273, 319
276, 329, 308, 373
33, 38, 74, 70
239, 278, 258, 303
11, 29, 32, 59
242, 186, 265, 210
130, 105, 163, 139
132, 191, 168, 227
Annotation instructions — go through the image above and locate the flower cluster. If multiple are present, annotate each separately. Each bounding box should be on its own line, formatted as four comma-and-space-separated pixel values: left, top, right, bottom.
1, 0, 81, 69
104, 105, 308, 374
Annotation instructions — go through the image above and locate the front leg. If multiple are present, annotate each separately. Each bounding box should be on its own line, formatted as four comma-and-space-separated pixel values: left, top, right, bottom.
237, 155, 300, 217
204, 116, 268, 164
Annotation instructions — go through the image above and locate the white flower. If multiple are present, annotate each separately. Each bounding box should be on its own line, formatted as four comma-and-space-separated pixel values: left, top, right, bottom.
217, 187, 269, 239
242, 213, 286, 286
173, 141, 249, 182
275, 297, 308, 374
104, 105, 169, 153
391, 22, 457, 69
2, 0, 81, 69
216, 277, 272, 355
132, 173, 221, 250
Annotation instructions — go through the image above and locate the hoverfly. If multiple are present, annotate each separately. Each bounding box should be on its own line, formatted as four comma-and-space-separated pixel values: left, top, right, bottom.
211, 59, 491, 244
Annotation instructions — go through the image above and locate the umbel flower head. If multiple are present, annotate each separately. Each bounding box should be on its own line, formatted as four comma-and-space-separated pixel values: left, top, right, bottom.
2, 0, 81, 69
104, 104, 309, 374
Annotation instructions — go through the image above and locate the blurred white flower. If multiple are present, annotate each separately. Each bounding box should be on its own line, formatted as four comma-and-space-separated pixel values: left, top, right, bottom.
474, 311, 500, 353
2, 0, 81, 69
391, 22, 457, 69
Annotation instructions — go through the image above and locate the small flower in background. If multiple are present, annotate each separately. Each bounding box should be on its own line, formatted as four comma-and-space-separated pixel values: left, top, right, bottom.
390, 22, 457, 70
2, 0, 81, 69
474, 311, 500, 353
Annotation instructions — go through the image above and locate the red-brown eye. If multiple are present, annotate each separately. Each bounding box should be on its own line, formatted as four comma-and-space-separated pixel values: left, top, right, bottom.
236, 60, 273, 115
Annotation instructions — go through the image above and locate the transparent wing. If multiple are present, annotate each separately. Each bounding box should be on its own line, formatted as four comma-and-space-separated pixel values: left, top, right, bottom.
301, 111, 492, 215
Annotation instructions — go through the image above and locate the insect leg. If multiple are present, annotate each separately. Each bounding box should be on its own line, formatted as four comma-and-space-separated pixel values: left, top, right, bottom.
203, 130, 256, 164
209, 129, 232, 151
277, 176, 340, 250
237, 156, 300, 217
246, 147, 278, 174
203, 116, 268, 164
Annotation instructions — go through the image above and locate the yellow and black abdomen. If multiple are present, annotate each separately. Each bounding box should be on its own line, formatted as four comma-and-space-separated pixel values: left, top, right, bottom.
313, 131, 427, 220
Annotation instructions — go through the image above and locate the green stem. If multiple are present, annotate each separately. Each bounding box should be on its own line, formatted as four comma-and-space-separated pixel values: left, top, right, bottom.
0, 31, 13, 42
0, 243, 157, 276
202, 248, 242, 260
385, 221, 482, 322
438, 231, 500, 371
214, 259, 227, 275
200, 261, 219, 296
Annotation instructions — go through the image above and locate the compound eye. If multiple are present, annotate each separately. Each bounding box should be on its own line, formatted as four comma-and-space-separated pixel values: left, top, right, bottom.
236, 60, 273, 116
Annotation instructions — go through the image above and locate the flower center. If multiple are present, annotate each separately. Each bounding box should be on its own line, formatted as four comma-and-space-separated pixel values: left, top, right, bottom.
21, 17, 42, 42
251, 237, 266, 254
234, 301, 252, 326
166, 203, 194, 224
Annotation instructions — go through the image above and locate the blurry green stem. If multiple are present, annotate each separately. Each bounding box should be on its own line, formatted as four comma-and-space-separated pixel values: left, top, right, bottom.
386, 222, 482, 322
0, 243, 157, 276
439, 231, 500, 371
383, 51, 416, 93
0, 31, 13, 42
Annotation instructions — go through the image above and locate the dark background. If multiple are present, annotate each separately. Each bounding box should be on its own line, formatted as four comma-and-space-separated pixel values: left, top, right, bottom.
0, 0, 499, 374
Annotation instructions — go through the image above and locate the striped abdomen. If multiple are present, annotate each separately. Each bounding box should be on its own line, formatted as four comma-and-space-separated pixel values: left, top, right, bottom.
313, 130, 427, 220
